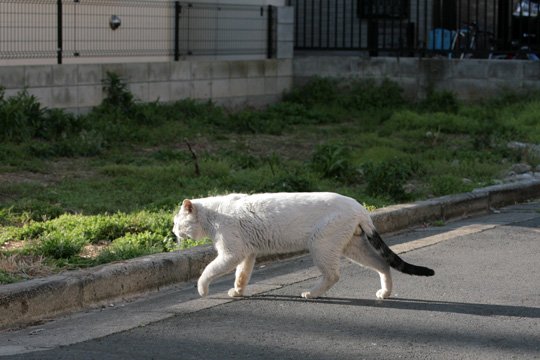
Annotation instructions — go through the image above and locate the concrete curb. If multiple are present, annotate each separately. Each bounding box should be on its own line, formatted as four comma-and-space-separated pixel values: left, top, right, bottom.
1, 179, 539, 329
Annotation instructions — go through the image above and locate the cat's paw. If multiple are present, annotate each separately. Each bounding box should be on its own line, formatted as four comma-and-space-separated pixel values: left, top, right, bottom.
301, 291, 317, 299
197, 281, 209, 297
376, 289, 391, 299
228, 288, 244, 298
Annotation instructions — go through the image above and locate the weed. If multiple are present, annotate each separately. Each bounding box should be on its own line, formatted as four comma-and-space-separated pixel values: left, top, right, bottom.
3, 211, 173, 262
0, 270, 19, 284
429, 175, 473, 197
0, 254, 53, 284
362, 157, 423, 201
6, 199, 65, 223
284, 77, 339, 106
224, 103, 330, 135
0, 89, 47, 142
356, 146, 409, 164
264, 153, 282, 176
261, 169, 316, 193
418, 89, 459, 114
343, 78, 405, 111
311, 143, 354, 181
31, 232, 87, 259
95, 231, 168, 263
284, 78, 405, 117
432, 220, 446, 227
101, 71, 136, 114
152, 148, 191, 163
179, 237, 212, 250
173, 99, 223, 121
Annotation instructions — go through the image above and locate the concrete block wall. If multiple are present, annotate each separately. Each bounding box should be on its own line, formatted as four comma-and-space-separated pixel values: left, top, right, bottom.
293, 56, 540, 101
4, 55, 540, 111
0, 59, 293, 113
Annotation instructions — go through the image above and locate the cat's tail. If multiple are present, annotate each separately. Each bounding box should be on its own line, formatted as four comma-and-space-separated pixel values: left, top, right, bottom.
365, 230, 435, 277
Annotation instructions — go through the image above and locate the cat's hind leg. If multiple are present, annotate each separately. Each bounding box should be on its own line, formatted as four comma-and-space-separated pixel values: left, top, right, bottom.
228, 254, 256, 298
301, 267, 340, 299
344, 235, 393, 299
302, 225, 348, 299
198, 254, 242, 297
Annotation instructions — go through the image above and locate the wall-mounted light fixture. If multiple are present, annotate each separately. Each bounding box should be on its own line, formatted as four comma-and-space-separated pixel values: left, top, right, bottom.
109, 15, 121, 30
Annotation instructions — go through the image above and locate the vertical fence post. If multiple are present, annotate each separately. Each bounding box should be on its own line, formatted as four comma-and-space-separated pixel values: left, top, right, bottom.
368, 20, 378, 56
174, 1, 181, 61
57, 0, 63, 64
267, 5, 274, 58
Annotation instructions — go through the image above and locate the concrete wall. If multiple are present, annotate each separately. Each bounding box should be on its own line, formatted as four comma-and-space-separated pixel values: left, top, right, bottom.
3, 55, 540, 112
0, 59, 293, 113
293, 55, 540, 101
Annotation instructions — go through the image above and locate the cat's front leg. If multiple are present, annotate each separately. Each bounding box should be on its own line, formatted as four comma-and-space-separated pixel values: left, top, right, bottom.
197, 254, 241, 297
228, 254, 256, 298
198, 278, 209, 297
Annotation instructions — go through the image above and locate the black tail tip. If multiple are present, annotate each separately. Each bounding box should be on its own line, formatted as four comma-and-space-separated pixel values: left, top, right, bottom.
420, 267, 435, 276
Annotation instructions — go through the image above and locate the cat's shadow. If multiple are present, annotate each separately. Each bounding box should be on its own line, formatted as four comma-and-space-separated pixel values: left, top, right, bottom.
247, 293, 540, 319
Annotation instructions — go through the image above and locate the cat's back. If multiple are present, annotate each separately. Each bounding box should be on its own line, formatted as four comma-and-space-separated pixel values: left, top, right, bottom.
200, 192, 363, 219
244, 191, 355, 204
235, 192, 361, 215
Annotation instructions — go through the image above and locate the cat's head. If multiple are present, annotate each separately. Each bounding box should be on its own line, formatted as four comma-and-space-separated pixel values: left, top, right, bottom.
173, 199, 205, 243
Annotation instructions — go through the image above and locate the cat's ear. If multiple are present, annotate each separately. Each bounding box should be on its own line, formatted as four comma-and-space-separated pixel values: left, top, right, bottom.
182, 199, 194, 214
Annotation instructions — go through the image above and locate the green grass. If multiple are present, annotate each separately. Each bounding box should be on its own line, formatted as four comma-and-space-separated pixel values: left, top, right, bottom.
1, 75, 539, 284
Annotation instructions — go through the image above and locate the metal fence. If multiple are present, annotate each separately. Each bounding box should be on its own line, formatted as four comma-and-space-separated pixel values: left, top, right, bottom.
0, 0, 273, 64
176, 3, 272, 57
290, 0, 540, 59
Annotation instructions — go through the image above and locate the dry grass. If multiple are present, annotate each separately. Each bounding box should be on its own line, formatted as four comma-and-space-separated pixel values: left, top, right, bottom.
80, 241, 109, 259
0, 253, 54, 281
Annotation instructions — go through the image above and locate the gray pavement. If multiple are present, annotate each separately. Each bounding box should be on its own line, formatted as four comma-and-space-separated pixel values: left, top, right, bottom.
0, 201, 538, 359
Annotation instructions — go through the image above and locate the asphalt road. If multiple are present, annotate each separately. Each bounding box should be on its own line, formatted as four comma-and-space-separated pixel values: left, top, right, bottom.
1, 201, 539, 360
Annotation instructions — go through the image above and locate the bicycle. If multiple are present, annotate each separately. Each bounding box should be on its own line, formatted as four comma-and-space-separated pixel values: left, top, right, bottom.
488, 34, 540, 61
449, 22, 494, 59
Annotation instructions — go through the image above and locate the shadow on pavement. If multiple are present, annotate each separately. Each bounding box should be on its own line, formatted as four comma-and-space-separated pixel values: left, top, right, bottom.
250, 294, 540, 318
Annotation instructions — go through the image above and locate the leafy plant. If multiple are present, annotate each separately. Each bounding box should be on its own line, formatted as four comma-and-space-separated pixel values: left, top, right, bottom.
343, 79, 405, 111
430, 175, 473, 196
179, 237, 212, 250
101, 71, 136, 114
32, 232, 87, 259
0, 89, 47, 142
0, 269, 20, 284
260, 170, 316, 193
311, 143, 354, 180
418, 89, 459, 114
284, 77, 339, 106
362, 157, 423, 201
95, 231, 167, 263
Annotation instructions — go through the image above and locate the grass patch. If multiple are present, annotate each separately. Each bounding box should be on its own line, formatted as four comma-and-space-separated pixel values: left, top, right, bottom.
1, 76, 539, 283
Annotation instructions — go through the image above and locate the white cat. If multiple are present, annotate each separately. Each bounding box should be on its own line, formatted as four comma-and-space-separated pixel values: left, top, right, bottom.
173, 192, 434, 299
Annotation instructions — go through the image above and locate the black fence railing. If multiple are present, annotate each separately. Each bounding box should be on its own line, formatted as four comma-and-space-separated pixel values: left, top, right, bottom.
290, 0, 540, 59
0, 0, 274, 64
